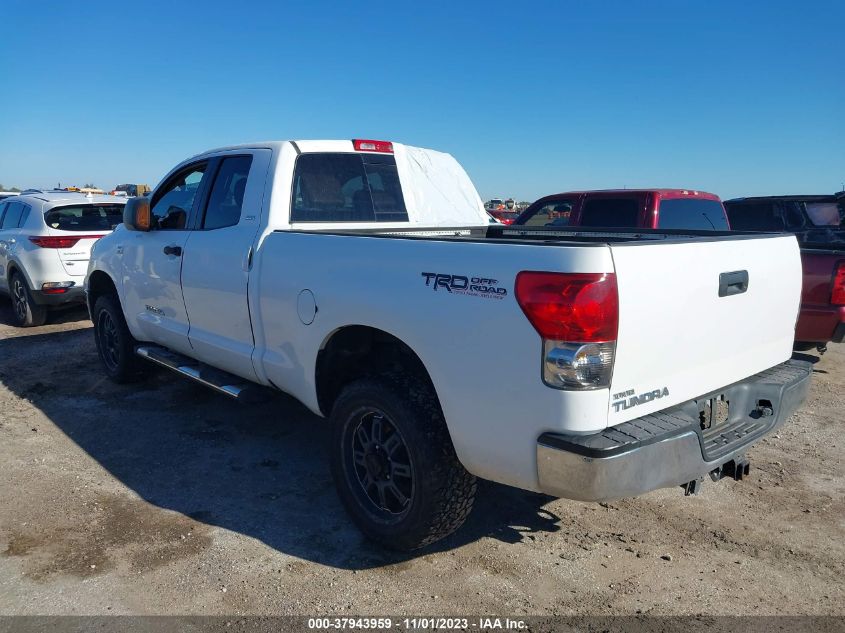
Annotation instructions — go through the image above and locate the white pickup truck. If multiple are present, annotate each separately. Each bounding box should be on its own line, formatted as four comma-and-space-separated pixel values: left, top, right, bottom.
86, 139, 812, 550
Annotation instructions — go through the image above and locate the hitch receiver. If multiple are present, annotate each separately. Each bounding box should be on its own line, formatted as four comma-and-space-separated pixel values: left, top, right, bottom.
682, 478, 704, 496
710, 456, 751, 482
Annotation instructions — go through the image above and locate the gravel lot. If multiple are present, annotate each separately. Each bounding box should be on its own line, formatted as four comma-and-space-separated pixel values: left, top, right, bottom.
0, 302, 843, 616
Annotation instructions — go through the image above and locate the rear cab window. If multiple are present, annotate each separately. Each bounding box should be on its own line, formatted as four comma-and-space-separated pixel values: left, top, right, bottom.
725, 202, 786, 231
291, 153, 408, 222
657, 198, 729, 230
44, 204, 124, 231
580, 197, 640, 227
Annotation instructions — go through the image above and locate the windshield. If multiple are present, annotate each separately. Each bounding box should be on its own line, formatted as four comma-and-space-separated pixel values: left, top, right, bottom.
44, 204, 124, 231
516, 199, 575, 226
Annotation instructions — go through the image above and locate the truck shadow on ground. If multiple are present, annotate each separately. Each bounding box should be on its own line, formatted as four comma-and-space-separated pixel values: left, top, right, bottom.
0, 328, 561, 571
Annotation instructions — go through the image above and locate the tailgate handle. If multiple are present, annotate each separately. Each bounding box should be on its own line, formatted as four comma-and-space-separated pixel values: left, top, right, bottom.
719, 270, 749, 297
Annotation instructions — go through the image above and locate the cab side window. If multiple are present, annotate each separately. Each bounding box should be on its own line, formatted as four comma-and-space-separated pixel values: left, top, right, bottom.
149, 163, 208, 230
202, 156, 253, 230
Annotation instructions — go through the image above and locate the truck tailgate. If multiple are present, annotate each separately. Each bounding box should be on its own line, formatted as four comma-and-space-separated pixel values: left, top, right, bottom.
607, 234, 801, 425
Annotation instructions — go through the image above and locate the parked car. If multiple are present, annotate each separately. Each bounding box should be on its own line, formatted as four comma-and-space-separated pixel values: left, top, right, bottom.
86, 139, 809, 550
0, 191, 20, 201
487, 208, 520, 224
515, 189, 730, 230
111, 184, 151, 198
724, 194, 845, 353
0, 190, 126, 326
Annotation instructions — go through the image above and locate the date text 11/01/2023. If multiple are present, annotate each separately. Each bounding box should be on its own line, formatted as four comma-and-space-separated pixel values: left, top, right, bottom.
307, 617, 527, 630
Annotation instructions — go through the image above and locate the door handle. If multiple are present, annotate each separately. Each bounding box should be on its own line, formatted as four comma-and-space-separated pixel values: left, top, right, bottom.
718, 270, 749, 297
163, 245, 182, 257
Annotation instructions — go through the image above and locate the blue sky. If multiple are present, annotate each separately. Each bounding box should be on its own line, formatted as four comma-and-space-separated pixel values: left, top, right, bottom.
0, 0, 842, 200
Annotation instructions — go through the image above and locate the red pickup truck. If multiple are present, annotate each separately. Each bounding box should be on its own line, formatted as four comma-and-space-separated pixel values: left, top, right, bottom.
724, 195, 845, 353
514, 189, 730, 230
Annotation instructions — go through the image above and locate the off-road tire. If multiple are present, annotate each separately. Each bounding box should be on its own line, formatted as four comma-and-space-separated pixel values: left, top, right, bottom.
9, 271, 48, 327
92, 294, 145, 383
330, 374, 477, 551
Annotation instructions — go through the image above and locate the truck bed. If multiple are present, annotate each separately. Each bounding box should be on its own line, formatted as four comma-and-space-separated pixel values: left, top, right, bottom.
256, 225, 801, 490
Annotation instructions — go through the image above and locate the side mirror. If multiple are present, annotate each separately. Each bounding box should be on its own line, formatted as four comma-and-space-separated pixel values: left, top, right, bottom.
124, 196, 151, 231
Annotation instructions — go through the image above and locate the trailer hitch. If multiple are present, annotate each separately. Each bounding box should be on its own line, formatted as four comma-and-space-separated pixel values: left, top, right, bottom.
710, 455, 751, 482
682, 478, 704, 496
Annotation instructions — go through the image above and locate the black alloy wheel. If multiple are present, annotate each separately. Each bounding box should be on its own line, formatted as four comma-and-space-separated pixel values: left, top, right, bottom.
347, 408, 415, 518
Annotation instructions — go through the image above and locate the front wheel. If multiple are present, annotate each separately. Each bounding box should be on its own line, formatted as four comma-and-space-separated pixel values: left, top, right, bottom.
10, 271, 47, 327
330, 375, 477, 550
92, 294, 144, 383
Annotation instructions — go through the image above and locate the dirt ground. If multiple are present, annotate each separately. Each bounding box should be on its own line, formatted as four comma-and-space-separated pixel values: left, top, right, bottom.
0, 301, 842, 617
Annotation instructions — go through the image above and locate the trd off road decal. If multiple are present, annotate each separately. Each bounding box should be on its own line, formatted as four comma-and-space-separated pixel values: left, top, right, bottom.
421, 272, 508, 300
612, 387, 670, 412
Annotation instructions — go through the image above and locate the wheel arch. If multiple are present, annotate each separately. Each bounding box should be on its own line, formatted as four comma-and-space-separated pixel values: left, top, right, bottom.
86, 269, 120, 315
314, 325, 440, 418
6, 260, 27, 287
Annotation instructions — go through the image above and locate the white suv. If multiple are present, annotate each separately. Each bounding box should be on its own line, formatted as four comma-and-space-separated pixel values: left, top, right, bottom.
0, 190, 126, 326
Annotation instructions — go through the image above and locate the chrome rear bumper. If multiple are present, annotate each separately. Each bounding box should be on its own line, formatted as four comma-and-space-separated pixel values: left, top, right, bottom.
537, 359, 812, 501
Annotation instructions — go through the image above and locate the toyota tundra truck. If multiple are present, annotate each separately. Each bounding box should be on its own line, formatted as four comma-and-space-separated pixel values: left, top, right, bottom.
85, 139, 811, 550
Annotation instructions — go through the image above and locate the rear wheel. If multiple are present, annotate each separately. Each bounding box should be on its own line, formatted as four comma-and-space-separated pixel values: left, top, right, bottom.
93, 294, 144, 383
330, 375, 477, 550
10, 271, 47, 327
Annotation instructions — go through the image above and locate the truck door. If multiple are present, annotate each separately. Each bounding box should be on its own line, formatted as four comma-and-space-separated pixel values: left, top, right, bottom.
121, 161, 210, 354
179, 149, 271, 381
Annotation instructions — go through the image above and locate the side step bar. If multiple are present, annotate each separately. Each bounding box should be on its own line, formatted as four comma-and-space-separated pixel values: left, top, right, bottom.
135, 345, 267, 403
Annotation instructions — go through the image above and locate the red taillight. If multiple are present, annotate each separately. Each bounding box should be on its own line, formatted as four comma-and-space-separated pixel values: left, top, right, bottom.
832, 262, 845, 306
515, 272, 619, 342
29, 235, 103, 248
353, 139, 394, 153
